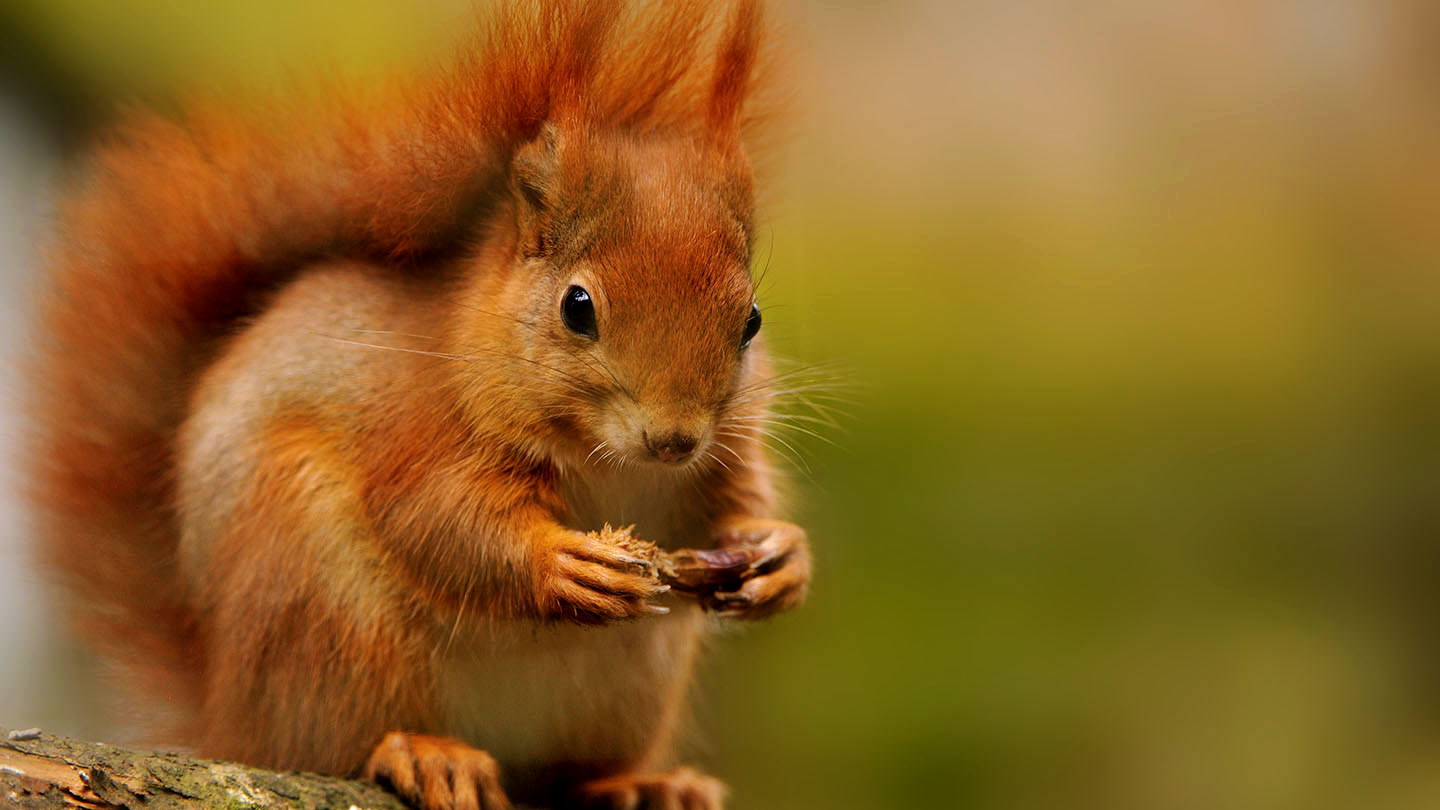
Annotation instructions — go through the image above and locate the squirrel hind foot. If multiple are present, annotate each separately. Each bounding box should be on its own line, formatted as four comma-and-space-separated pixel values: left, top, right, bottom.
570, 766, 727, 810
364, 732, 511, 810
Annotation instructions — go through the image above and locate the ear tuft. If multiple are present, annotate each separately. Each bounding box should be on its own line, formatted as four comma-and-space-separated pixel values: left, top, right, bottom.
707, 0, 764, 141
512, 123, 562, 212
511, 123, 564, 256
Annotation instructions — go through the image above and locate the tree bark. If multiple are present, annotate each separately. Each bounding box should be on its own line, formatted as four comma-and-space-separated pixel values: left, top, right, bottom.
0, 728, 406, 810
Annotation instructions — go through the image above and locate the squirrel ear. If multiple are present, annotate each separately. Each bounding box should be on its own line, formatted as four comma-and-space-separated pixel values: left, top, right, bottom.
512, 123, 562, 212
511, 123, 563, 257
707, 0, 763, 141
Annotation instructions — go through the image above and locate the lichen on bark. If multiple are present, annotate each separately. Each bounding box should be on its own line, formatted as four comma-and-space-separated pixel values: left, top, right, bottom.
0, 728, 406, 810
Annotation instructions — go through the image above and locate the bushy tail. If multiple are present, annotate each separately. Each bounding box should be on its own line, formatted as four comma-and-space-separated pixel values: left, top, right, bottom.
26, 0, 772, 728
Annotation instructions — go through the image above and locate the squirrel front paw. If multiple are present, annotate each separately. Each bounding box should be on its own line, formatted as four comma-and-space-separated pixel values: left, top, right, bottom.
703, 518, 811, 620
537, 531, 670, 624
364, 732, 511, 810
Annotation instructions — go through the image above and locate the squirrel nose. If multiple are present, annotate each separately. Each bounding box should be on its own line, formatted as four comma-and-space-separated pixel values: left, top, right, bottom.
643, 431, 698, 463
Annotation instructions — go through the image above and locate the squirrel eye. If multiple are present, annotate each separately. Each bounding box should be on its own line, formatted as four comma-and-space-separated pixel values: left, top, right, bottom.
741, 303, 762, 349
561, 285, 598, 339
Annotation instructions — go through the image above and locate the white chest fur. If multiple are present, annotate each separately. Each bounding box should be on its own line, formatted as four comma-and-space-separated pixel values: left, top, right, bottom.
439, 465, 712, 775
439, 606, 706, 774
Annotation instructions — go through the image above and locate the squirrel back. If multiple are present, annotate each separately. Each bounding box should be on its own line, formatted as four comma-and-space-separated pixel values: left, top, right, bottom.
27, 0, 776, 728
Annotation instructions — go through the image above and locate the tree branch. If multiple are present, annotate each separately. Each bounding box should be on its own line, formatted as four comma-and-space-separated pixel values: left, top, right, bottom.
0, 728, 406, 810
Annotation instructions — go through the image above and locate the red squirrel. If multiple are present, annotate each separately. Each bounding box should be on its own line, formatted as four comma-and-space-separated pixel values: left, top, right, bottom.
26, 2, 812, 808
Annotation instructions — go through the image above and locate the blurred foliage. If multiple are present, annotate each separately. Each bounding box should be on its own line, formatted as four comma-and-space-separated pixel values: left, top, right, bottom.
4, 1, 1440, 809
4, 0, 469, 94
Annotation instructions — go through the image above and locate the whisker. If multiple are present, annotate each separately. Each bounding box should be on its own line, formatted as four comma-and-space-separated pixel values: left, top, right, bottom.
728, 411, 840, 430
712, 439, 745, 464
702, 449, 733, 474
452, 302, 541, 330
723, 417, 837, 448
762, 433, 811, 476
751, 225, 775, 296
562, 346, 635, 402
316, 334, 466, 361
347, 328, 444, 342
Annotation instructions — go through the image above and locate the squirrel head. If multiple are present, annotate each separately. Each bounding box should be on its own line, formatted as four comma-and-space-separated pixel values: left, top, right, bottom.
461, 123, 766, 470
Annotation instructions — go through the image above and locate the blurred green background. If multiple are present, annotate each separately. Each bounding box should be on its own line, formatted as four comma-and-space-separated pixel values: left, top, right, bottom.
3, 1, 1440, 809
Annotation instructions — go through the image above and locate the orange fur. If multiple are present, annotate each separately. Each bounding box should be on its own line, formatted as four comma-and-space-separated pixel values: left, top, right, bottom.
28, 2, 807, 808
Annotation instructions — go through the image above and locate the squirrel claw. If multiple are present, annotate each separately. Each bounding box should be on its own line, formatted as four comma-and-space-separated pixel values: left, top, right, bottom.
364, 732, 511, 810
